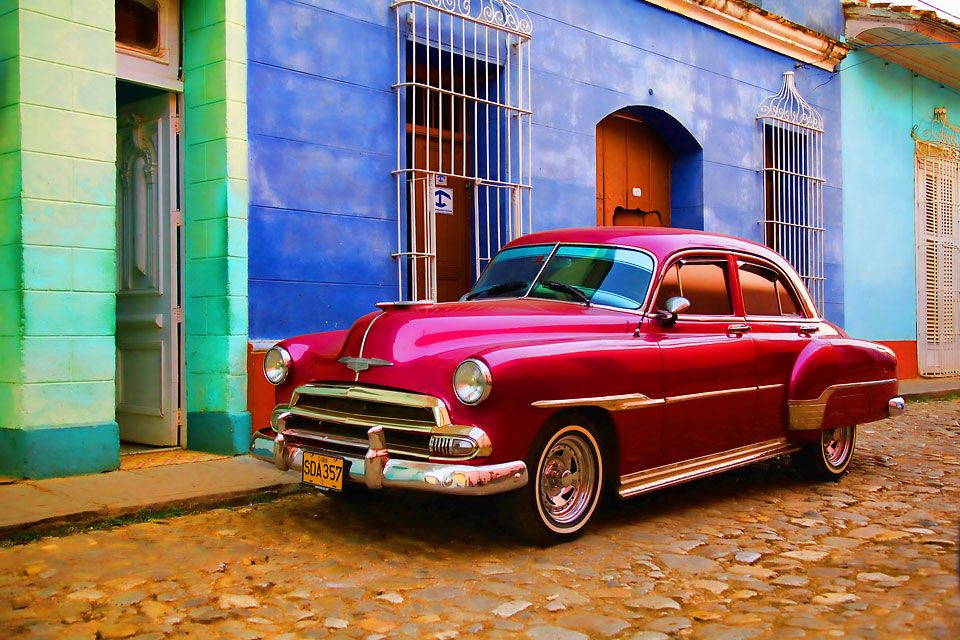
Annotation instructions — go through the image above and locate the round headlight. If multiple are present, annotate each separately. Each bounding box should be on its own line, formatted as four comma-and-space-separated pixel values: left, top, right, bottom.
453, 359, 492, 405
263, 346, 292, 385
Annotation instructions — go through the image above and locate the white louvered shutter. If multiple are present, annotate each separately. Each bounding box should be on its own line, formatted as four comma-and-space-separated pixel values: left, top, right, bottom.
917, 154, 960, 376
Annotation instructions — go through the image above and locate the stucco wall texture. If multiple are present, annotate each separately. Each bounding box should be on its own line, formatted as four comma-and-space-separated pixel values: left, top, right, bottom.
246, 0, 845, 341
841, 50, 960, 343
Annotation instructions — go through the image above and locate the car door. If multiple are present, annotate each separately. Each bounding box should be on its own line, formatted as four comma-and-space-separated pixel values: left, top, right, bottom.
736, 258, 817, 442
649, 254, 758, 463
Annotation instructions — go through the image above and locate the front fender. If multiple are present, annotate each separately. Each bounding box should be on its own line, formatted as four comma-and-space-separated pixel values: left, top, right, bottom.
788, 338, 898, 436
450, 335, 663, 470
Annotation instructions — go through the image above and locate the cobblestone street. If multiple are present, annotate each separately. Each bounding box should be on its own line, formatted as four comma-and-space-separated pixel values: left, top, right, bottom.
1, 399, 958, 640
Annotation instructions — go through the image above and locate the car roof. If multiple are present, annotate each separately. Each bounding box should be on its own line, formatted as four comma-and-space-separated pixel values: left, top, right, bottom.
506, 226, 787, 266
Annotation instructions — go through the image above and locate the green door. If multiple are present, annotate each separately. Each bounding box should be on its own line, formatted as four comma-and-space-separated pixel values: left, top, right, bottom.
115, 93, 182, 446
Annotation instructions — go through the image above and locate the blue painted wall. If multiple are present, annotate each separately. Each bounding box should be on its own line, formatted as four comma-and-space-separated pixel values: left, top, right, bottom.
841, 50, 960, 341
247, 0, 844, 339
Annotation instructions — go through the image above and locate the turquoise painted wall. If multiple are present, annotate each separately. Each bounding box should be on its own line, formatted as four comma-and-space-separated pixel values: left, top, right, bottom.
182, 0, 251, 454
841, 50, 960, 341
0, 0, 120, 477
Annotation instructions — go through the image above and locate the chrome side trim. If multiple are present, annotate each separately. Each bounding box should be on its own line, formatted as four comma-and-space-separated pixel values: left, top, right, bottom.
250, 428, 527, 496
787, 378, 897, 430
532, 384, 784, 411
619, 438, 799, 499
667, 386, 755, 403
758, 383, 785, 392
531, 393, 665, 410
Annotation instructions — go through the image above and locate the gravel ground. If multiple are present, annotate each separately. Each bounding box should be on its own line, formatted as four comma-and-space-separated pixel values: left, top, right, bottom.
1, 399, 957, 639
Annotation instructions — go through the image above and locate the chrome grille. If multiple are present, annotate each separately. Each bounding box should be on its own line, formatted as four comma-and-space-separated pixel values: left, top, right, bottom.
283, 384, 447, 460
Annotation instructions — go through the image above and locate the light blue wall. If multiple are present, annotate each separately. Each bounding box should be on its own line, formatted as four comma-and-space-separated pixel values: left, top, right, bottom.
247, 0, 844, 338
841, 50, 960, 341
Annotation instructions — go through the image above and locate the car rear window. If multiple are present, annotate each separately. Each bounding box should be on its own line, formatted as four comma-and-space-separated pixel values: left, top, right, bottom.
738, 262, 802, 317
656, 260, 733, 315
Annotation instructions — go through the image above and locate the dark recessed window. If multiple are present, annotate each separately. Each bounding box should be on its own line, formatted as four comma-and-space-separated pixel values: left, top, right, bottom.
116, 0, 160, 52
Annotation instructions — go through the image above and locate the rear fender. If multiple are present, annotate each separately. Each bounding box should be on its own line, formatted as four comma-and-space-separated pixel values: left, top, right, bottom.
788, 339, 898, 439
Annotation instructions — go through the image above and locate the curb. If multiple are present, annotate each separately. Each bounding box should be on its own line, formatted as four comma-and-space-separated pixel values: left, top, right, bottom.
0, 483, 307, 543
901, 388, 960, 401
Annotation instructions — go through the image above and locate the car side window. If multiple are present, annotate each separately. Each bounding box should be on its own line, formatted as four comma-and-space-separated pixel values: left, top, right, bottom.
738, 262, 802, 317
655, 259, 733, 315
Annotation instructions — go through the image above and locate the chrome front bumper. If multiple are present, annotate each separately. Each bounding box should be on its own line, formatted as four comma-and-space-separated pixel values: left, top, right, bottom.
250, 427, 528, 496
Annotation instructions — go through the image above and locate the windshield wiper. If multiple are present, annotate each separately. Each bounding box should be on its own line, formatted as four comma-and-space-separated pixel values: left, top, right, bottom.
464, 280, 529, 301
541, 280, 591, 305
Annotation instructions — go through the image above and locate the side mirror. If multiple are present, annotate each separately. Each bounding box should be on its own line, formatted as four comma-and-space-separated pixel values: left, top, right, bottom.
651, 296, 691, 326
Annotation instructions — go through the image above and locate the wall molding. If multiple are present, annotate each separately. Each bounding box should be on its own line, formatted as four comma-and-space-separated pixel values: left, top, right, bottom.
645, 0, 850, 70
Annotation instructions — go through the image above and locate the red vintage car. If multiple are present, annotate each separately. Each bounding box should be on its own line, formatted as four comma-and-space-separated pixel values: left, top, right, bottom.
250, 227, 904, 544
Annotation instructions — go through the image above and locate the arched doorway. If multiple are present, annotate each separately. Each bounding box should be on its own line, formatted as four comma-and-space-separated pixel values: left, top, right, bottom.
595, 107, 703, 229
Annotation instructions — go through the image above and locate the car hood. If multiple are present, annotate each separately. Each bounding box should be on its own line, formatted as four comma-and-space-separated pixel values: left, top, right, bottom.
310, 298, 635, 389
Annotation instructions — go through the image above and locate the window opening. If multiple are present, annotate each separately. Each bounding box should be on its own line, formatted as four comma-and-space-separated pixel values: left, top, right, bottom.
655, 260, 732, 316
757, 71, 825, 312
393, 0, 533, 301
912, 108, 960, 377
116, 0, 161, 53
738, 262, 801, 317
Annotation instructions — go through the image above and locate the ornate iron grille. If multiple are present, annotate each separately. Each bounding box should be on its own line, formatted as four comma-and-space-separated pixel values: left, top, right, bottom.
913, 108, 960, 377
392, 0, 533, 300
756, 71, 825, 312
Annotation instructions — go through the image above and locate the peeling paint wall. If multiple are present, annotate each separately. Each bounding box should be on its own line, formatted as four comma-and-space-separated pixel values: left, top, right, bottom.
247, 0, 844, 339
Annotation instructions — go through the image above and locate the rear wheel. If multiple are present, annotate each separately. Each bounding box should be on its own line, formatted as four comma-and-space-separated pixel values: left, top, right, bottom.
501, 422, 604, 545
793, 425, 857, 481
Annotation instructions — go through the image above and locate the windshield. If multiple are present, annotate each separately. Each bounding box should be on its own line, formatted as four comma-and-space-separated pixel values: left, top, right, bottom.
465, 244, 655, 310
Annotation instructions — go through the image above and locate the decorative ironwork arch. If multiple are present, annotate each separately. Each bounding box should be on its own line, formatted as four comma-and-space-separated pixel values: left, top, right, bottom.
756, 71, 826, 312
418, 0, 533, 36
913, 107, 960, 160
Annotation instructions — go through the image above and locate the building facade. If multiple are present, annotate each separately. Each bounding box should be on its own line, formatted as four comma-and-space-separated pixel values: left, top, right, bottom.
1, 0, 250, 478
1, 0, 852, 478
841, 1, 960, 379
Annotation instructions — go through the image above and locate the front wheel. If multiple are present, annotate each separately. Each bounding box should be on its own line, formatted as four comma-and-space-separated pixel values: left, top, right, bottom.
501, 422, 604, 545
792, 425, 857, 481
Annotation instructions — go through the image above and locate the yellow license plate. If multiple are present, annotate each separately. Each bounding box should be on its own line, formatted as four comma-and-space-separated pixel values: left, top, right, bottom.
301, 451, 344, 491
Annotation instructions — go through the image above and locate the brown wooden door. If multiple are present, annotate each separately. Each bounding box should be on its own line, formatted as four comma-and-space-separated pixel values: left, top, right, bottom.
596, 114, 672, 227
409, 130, 472, 302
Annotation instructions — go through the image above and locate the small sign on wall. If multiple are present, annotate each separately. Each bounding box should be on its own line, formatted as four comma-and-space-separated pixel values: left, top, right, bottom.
433, 187, 454, 215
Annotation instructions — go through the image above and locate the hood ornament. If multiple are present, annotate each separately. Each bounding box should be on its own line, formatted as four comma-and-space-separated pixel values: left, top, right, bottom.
338, 356, 394, 373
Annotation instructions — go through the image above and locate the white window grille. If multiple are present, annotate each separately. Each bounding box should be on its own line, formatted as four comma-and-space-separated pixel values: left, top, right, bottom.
392, 0, 533, 301
756, 71, 825, 312
913, 108, 960, 377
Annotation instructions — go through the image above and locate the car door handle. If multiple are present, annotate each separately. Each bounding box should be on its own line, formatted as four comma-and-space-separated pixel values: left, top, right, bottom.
727, 323, 751, 334
799, 324, 820, 335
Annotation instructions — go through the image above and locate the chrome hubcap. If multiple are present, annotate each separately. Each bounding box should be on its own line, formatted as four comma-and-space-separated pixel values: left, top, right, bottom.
538, 434, 596, 526
822, 426, 854, 468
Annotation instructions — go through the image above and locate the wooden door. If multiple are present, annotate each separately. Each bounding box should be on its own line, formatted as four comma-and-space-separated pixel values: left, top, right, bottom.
596, 114, 672, 227
116, 93, 182, 446
409, 131, 472, 302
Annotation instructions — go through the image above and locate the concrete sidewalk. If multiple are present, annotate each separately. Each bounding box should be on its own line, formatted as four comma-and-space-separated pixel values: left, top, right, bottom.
0, 456, 302, 538
900, 376, 960, 400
